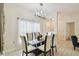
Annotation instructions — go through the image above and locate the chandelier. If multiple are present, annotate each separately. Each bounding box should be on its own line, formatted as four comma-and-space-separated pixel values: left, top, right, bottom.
34, 3, 47, 19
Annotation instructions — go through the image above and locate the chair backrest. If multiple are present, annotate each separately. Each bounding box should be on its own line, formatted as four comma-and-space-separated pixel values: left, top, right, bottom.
42, 32, 48, 40
34, 32, 40, 39
71, 35, 78, 46
44, 35, 48, 51
44, 34, 52, 51
52, 34, 55, 46
42, 34, 46, 41
20, 36, 28, 52
27, 33, 33, 41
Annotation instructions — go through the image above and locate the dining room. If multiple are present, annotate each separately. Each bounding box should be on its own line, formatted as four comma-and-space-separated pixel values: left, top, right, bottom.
1, 3, 79, 56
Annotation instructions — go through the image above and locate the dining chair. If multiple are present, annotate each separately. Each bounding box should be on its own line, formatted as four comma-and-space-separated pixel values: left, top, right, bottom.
26, 33, 33, 41
51, 34, 57, 55
20, 36, 36, 56
34, 32, 40, 39
71, 35, 79, 50
37, 35, 52, 56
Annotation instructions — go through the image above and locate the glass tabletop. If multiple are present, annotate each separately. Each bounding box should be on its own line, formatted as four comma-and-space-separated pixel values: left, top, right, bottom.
28, 39, 41, 45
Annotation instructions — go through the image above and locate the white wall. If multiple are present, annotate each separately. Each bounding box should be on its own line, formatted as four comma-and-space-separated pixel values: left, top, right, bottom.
58, 12, 79, 40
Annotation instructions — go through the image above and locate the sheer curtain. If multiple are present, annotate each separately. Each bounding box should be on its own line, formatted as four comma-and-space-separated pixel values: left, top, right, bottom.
18, 20, 40, 36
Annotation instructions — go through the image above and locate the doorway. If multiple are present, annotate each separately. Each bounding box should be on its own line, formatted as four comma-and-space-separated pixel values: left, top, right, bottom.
66, 22, 75, 40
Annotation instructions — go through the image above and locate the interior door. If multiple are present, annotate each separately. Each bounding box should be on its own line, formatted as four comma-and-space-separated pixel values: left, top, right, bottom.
66, 22, 75, 40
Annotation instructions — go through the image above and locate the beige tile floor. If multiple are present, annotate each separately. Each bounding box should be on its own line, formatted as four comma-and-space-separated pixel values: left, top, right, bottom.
55, 39, 79, 56
3, 39, 79, 56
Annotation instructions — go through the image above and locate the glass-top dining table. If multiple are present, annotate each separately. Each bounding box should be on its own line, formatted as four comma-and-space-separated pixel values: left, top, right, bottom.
28, 39, 45, 56
28, 39, 44, 47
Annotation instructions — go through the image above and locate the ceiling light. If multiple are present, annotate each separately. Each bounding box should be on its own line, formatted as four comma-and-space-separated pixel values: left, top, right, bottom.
33, 3, 47, 19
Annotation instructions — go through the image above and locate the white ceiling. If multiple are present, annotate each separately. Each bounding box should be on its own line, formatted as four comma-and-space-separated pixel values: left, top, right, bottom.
16, 3, 79, 13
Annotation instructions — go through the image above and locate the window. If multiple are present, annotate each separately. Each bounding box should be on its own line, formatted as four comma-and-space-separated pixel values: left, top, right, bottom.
18, 20, 40, 36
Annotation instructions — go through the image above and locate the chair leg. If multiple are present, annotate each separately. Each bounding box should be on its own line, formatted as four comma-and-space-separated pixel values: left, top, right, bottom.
23, 51, 28, 56
44, 52, 46, 56
26, 53, 28, 56
22, 51, 24, 56
55, 46, 57, 52
74, 46, 75, 50
50, 50, 51, 56
52, 48, 54, 55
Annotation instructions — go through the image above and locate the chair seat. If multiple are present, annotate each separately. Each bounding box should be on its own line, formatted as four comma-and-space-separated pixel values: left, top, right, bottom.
28, 45, 36, 52
37, 45, 51, 51
24, 45, 36, 52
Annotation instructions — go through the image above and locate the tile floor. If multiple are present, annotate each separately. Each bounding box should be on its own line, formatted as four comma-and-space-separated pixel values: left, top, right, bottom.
2, 39, 79, 56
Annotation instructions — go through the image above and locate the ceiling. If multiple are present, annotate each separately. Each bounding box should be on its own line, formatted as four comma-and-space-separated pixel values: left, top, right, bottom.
16, 3, 79, 13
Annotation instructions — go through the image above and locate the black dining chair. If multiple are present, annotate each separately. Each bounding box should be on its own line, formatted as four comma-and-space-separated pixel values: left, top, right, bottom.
20, 36, 36, 56
26, 33, 33, 41
34, 32, 40, 39
51, 34, 57, 55
71, 35, 79, 50
37, 35, 51, 56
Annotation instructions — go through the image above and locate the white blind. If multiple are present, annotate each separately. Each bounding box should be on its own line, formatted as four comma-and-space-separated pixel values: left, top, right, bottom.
18, 20, 40, 35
